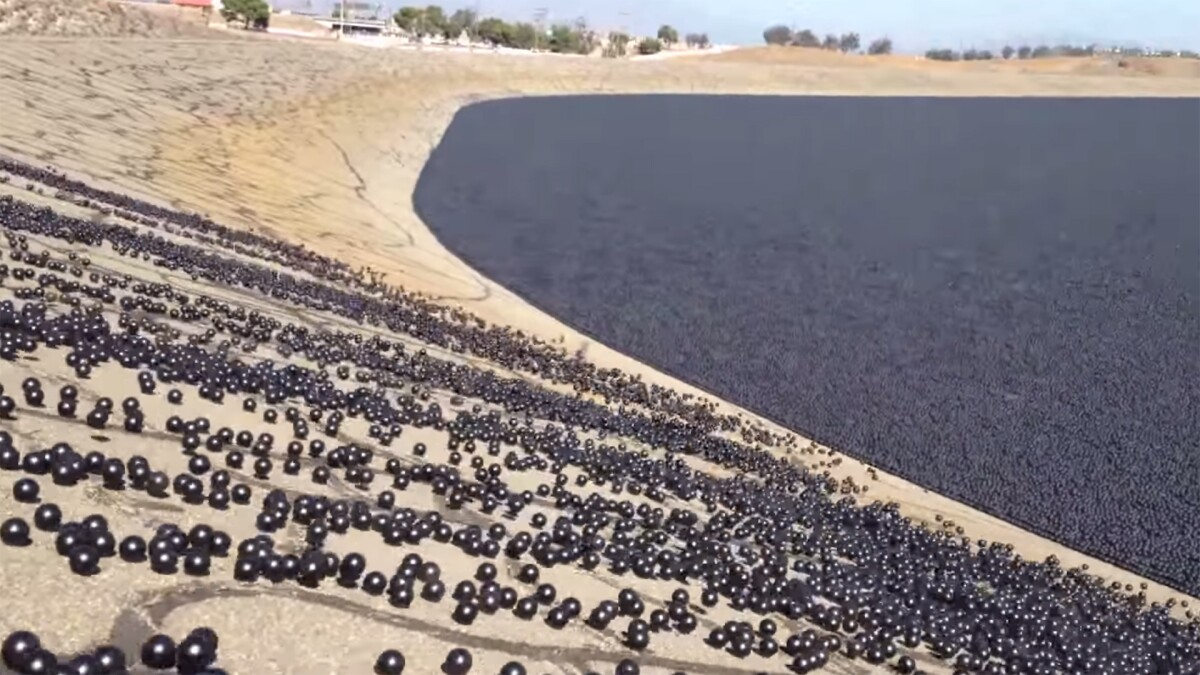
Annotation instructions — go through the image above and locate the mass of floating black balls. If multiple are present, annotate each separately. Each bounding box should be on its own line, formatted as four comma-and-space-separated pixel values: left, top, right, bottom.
0, 156, 1197, 675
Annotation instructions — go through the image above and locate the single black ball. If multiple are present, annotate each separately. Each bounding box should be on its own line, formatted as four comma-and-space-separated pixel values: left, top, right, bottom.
183, 549, 211, 576
452, 602, 478, 625
1, 517, 31, 546
0, 446, 19, 470
21, 649, 57, 675
188, 627, 220, 653
375, 649, 406, 675
13, 477, 39, 503
140, 634, 176, 670
442, 648, 472, 675
119, 535, 147, 562
362, 571, 387, 595
68, 544, 101, 576
94, 645, 127, 674
2, 630, 41, 670
499, 662, 527, 675
175, 634, 216, 674
150, 550, 178, 575
66, 654, 102, 675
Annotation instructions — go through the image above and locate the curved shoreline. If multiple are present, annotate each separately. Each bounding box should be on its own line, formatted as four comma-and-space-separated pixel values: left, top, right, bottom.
127, 44, 1200, 606
3, 36, 1197, 611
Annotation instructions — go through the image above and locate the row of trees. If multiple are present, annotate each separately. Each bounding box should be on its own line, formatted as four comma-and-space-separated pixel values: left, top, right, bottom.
762, 25, 892, 55
390, 6, 590, 53
392, 6, 481, 40
387, 7, 708, 56
764, 27, 1200, 62
651, 26, 710, 51
1112, 47, 1199, 58
599, 30, 708, 58
918, 43, 1197, 62
926, 44, 1098, 61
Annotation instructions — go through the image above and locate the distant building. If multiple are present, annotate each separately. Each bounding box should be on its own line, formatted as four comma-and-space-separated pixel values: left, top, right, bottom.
331, 1, 383, 21
170, 0, 220, 18
314, 16, 388, 36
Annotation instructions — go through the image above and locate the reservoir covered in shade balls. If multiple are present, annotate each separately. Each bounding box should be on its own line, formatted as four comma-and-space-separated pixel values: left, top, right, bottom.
414, 95, 1200, 594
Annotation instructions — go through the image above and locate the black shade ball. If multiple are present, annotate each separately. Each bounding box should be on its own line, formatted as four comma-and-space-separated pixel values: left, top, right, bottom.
2, 630, 41, 670
375, 649, 405, 675
140, 634, 176, 670
441, 648, 472, 675
13, 478, 39, 503
1, 517, 31, 546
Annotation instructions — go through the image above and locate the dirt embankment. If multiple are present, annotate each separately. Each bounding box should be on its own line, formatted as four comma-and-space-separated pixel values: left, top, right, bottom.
0, 0, 216, 38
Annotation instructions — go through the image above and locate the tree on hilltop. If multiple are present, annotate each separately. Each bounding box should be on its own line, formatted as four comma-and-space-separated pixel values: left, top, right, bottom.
822, 33, 839, 50
473, 16, 537, 49
1002, 45, 1015, 59
473, 16, 505, 44
605, 31, 631, 57
546, 19, 596, 55
838, 32, 861, 53
446, 8, 478, 39
925, 48, 959, 61
393, 6, 425, 35
763, 24, 792, 45
548, 23, 581, 53
867, 37, 893, 55
639, 37, 663, 54
510, 22, 538, 49
422, 5, 448, 36
657, 24, 679, 46
791, 29, 819, 47
222, 0, 269, 28
1017, 45, 1032, 59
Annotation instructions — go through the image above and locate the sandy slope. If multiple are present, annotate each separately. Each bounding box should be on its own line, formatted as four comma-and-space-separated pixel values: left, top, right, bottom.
699, 45, 1200, 79
0, 0, 217, 37
0, 36, 1197, 672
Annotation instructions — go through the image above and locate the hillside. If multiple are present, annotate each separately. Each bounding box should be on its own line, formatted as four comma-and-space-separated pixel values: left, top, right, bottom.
701, 45, 1200, 79
0, 0, 214, 37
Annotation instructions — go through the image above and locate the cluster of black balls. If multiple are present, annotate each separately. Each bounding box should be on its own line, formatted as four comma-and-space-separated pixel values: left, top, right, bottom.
0, 154, 748, 437
0, 157, 1198, 675
2, 627, 221, 674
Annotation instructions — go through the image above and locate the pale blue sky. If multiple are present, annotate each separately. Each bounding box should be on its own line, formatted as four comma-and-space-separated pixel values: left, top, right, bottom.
297, 0, 1200, 51
458, 0, 1200, 51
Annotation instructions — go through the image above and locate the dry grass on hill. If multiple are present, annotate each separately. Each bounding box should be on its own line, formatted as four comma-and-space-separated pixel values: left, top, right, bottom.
701, 45, 1200, 79
0, 0, 214, 37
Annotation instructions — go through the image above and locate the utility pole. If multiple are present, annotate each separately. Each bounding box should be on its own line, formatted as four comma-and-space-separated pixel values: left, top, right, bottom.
533, 7, 547, 51
339, 0, 345, 39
